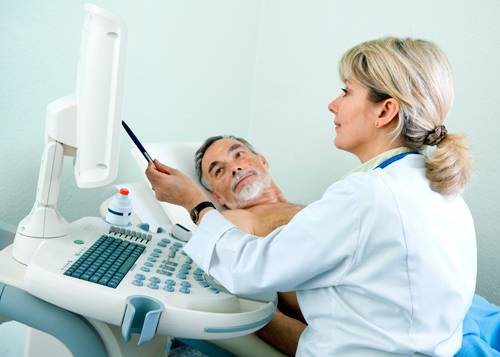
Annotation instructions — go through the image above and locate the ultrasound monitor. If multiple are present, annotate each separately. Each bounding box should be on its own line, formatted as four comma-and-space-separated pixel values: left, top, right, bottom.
12, 4, 129, 264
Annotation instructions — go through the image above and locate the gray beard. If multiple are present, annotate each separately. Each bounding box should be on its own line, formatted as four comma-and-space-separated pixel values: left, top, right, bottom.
218, 170, 271, 209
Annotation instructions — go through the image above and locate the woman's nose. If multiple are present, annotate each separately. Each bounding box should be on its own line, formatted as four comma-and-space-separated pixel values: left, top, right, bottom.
328, 97, 340, 115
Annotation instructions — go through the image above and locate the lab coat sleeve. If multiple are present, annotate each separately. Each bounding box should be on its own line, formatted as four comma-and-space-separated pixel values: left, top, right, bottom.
184, 181, 361, 294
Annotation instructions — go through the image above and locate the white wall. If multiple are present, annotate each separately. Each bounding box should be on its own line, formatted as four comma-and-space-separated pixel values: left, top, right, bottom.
1, 1, 499, 304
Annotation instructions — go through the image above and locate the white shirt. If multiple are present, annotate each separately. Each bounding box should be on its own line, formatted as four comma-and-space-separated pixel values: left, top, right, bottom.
184, 154, 477, 356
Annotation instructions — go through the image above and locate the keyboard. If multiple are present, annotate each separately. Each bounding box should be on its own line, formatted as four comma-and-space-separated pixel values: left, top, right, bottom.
23, 217, 276, 341
63, 235, 145, 288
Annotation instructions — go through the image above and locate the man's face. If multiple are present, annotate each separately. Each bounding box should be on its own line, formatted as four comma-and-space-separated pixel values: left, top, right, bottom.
201, 138, 271, 209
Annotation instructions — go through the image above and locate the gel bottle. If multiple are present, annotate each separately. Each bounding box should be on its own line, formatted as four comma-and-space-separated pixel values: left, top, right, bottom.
105, 188, 132, 226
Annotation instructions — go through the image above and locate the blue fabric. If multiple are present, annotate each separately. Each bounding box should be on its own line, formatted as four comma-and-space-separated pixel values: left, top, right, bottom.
455, 294, 500, 356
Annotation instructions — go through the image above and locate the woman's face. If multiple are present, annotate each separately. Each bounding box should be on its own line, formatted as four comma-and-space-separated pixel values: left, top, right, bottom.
328, 80, 378, 161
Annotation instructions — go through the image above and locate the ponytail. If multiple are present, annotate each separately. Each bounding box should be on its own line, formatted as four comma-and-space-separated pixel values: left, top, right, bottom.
425, 134, 474, 196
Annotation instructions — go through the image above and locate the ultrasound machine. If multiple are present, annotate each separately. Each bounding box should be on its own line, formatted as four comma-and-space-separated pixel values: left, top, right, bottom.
0, 4, 278, 356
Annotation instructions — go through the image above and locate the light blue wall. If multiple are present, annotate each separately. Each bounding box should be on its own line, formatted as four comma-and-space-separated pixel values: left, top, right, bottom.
1, 1, 499, 303
0, 0, 263, 223
247, 0, 500, 304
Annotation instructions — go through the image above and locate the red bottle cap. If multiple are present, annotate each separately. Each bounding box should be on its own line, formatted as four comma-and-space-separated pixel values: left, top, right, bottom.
119, 188, 130, 195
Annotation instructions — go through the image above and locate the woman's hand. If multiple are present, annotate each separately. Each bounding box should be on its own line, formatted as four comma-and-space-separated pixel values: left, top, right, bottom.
145, 159, 208, 212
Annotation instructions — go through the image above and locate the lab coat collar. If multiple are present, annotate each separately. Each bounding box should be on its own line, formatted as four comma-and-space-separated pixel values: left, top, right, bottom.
341, 147, 414, 180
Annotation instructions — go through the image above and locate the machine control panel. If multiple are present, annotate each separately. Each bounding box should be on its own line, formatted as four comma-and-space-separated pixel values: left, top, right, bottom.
23, 217, 277, 342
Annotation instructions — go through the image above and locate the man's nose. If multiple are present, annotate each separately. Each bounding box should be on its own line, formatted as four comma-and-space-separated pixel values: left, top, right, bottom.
232, 167, 242, 176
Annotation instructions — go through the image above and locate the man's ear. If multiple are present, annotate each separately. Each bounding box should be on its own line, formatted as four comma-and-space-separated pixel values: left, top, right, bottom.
258, 153, 269, 169
210, 190, 226, 207
376, 98, 399, 128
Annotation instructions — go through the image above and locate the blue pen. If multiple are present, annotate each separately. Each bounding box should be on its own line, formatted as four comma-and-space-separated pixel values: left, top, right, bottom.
122, 121, 156, 166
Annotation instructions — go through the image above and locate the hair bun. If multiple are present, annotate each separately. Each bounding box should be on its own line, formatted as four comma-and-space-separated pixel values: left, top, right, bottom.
425, 125, 447, 146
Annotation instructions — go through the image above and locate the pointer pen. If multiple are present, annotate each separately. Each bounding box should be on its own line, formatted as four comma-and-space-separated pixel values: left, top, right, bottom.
122, 120, 156, 168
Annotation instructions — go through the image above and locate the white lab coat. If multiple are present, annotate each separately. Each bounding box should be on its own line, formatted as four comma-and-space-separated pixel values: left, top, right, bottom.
184, 154, 476, 356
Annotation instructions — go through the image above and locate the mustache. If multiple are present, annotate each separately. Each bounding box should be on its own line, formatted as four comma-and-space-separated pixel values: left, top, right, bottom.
231, 169, 258, 191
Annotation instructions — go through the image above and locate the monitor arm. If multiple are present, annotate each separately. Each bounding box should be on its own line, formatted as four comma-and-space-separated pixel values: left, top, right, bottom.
12, 95, 78, 265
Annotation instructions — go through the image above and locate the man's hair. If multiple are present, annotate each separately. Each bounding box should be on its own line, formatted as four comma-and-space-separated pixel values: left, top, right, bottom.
195, 135, 257, 190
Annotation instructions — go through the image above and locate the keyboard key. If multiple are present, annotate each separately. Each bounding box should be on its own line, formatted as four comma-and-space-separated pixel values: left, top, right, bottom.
208, 287, 220, 294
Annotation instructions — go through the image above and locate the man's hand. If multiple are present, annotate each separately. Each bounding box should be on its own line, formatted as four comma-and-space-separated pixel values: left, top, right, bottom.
145, 159, 208, 212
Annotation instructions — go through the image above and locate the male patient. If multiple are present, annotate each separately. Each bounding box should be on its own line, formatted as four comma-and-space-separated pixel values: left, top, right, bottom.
194, 135, 306, 356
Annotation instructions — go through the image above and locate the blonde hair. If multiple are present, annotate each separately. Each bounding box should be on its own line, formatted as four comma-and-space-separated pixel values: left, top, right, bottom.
339, 37, 474, 196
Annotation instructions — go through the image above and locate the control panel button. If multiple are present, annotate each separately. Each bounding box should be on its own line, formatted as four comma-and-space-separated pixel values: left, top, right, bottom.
163, 285, 174, 292
132, 279, 143, 286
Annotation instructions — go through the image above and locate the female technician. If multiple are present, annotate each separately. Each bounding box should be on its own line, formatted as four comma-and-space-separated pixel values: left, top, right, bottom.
146, 37, 476, 356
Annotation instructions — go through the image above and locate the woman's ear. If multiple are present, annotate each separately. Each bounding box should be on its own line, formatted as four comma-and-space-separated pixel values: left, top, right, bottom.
375, 98, 399, 128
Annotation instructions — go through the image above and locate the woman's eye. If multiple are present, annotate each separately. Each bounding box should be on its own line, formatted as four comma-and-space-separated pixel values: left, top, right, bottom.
341, 88, 348, 97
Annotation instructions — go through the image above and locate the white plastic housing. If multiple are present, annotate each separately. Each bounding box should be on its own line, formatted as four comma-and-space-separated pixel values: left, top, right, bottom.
45, 94, 78, 151
74, 4, 129, 188
12, 141, 70, 264
12, 4, 129, 265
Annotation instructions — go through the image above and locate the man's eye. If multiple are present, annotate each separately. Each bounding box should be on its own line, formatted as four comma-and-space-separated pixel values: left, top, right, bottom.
235, 151, 244, 158
341, 88, 349, 97
215, 168, 223, 176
